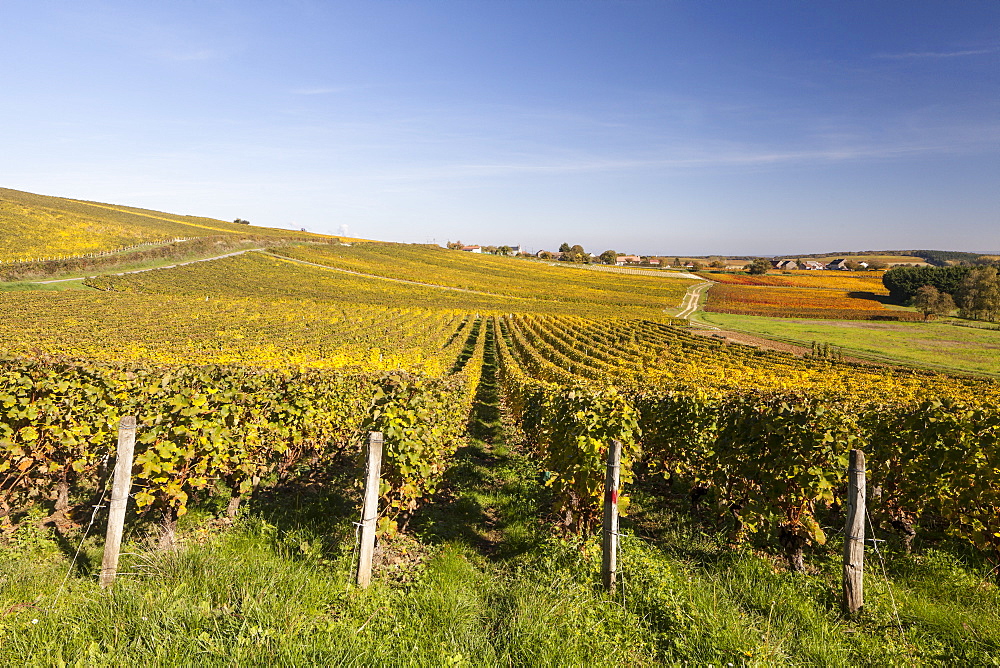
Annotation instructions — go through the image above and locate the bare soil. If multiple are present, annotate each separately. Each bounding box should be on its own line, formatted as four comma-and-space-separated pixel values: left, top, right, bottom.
688, 328, 887, 366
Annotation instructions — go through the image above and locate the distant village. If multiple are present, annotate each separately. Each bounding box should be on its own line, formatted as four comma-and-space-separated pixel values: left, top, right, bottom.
444, 241, 897, 271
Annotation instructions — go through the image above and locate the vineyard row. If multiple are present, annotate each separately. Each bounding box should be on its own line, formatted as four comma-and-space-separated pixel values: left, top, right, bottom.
491, 315, 1000, 566
3, 312, 999, 571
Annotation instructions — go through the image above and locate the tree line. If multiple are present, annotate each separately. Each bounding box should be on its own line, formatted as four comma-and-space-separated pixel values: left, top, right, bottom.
883, 265, 1000, 321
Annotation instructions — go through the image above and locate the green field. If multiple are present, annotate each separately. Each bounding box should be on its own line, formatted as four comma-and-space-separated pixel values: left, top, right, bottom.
698, 311, 1000, 376
5, 398, 999, 666
0, 279, 90, 292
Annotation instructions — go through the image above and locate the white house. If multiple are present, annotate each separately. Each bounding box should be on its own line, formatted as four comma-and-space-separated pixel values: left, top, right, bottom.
771, 260, 798, 270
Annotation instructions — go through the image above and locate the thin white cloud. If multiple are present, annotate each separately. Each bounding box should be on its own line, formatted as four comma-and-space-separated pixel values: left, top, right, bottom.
291, 87, 349, 95
876, 48, 997, 60
375, 133, 1000, 184
153, 47, 224, 62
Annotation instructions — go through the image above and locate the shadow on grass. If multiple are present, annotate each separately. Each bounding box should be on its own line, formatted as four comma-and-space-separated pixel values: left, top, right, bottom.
411, 318, 552, 562
467, 316, 501, 443
47, 524, 97, 576
849, 290, 900, 306
625, 469, 796, 573
253, 466, 359, 526
217, 460, 363, 562
409, 439, 551, 562
450, 316, 483, 374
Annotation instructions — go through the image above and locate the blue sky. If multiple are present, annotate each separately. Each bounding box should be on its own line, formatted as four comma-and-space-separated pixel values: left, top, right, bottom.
1, 1, 997, 255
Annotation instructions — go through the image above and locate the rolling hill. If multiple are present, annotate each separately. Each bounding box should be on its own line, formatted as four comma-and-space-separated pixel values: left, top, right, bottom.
3, 189, 1000, 665
0, 187, 337, 263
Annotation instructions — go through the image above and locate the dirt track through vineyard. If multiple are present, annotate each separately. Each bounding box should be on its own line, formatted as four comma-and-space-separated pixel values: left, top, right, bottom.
32, 249, 264, 284
674, 281, 712, 319
263, 251, 533, 299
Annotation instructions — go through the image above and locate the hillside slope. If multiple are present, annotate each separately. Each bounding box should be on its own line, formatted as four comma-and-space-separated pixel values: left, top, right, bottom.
79, 247, 691, 319
270, 243, 694, 311
0, 187, 334, 262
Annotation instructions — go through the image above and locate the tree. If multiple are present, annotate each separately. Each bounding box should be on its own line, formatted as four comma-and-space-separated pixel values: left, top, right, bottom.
882, 265, 972, 303
956, 267, 1000, 321
599, 250, 617, 265
233, 218, 250, 225
558, 243, 587, 263
690, 261, 704, 271
446, 241, 464, 250
913, 285, 955, 321
538, 251, 553, 260
747, 258, 770, 275
674, 257, 682, 268
497, 245, 512, 256
866, 261, 888, 271
709, 260, 725, 269
844, 260, 862, 271
936, 292, 956, 318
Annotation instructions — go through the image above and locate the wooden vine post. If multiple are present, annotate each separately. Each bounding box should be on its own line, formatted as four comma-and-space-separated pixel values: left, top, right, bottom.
357, 431, 384, 588
842, 449, 866, 615
602, 439, 623, 593
99, 416, 137, 588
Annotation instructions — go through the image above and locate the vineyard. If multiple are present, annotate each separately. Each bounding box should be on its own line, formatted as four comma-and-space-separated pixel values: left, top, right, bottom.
0, 187, 337, 263
83, 249, 691, 319
0, 291, 472, 372
700, 271, 925, 321
3, 230, 1000, 663
698, 270, 888, 290
269, 242, 692, 310
489, 313, 1000, 557
703, 283, 923, 320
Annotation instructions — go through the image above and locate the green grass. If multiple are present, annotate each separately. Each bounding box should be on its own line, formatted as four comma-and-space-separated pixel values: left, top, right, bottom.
0, 457, 648, 666
697, 310, 1000, 377
4, 332, 1000, 665
622, 479, 1000, 665
5, 444, 1000, 666
0, 279, 93, 292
